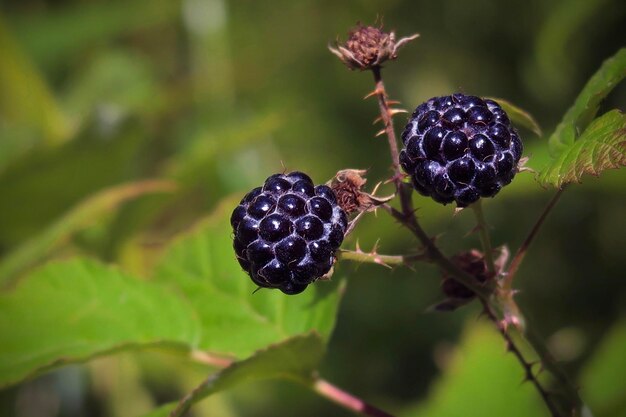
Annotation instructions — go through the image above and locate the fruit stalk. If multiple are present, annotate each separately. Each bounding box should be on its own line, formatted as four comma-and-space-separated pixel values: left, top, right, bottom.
471, 200, 496, 275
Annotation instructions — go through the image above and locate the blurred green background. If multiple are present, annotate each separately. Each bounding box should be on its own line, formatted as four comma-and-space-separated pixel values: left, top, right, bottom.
0, 0, 625, 416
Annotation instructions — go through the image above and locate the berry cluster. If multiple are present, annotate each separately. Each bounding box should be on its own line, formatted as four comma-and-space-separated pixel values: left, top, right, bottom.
231, 172, 348, 295
399, 94, 523, 206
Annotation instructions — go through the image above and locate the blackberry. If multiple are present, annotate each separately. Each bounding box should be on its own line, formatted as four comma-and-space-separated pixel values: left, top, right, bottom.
399, 94, 523, 207
435, 250, 492, 312
230, 172, 349, 295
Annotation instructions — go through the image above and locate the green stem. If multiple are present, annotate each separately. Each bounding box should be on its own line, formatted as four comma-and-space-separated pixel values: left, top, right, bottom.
504, 188, 565, 290
337, 249, 424, 266
471, 200, 496, 275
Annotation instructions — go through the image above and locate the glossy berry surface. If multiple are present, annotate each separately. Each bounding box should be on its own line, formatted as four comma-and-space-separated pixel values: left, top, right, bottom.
231, 172, 348, 295
399, 94, 523, 206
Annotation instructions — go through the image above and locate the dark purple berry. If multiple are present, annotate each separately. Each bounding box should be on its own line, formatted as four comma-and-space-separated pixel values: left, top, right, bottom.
259, 213, 292, 242
469, 134, 496, 161
237, 218, 259, 245
418, 110, 440, 132
399, 150, 417, 172
263, 175, 291, 194
246, 240, 273, 265
278, 194, 305, 217
296, 215, 324, 240
399, 94, 523, 206
241, 187, 262, 204
247, 195, 276, 219
275, 236, 307, 264
292, 180, 315, 197
448, 157, 475, 184
468, 106, 493, 125
309, 240, 331, 262
230, 205, 246, 229
442, 132, 468, 160
405, 137, 424, 160
489, 123, 511, 147
314, 185, 337, 204
286, 171, 312, 184
280, 281, 308, 295
442, 108, 466, 127
231, 172, 348, 294
259, 260, 289, 286
423, 127, 445, 160
309, 197, 333, 221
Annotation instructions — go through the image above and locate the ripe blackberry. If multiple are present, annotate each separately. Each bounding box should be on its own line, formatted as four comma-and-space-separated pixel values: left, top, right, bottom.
399, 94, 523, 207
230, 172, 349, 295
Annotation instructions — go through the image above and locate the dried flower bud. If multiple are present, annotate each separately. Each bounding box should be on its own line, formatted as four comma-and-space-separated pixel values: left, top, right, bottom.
329, 169, 393, 214
329, 24, 419, 71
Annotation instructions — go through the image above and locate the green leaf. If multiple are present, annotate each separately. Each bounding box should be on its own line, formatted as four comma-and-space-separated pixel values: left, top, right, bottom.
9, 0, 180, 71
0, 180, 177, 288
0, 258, 201, 387
404, 321, 547, 417
168, 333, 325, 417
488, 97, 543, 136
548, 48, 626, 155
139, 404, 176, 417
63, 49, 161, 123
0, 15, 72, 145
155, 197, 344, 359
580, 320, 626, 417
538, 110, 626, 187
0, 120, 147, 248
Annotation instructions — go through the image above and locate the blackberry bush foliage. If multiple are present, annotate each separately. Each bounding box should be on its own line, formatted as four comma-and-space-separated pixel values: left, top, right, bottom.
231, 172, 348, 294
400, 94, 523, 206
2, 13, 623, 417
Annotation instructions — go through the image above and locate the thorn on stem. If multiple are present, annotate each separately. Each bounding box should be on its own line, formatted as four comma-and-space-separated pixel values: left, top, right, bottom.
364, 88, 385, 100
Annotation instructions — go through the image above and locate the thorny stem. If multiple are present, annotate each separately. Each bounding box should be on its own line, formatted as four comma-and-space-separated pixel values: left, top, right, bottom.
504, 188, 566, 290
471, 200, 496, 275
337, 249, 425, 266
524, 321, 583, 414
366, 66, 582, 417
480, 300, 562, 417
312, 378, 396, 417
381, 203, 490, 298
371, 66, 401, 178
369, 66, 487, 298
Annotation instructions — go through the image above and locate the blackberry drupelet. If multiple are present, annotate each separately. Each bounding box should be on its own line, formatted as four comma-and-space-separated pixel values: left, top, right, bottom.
230, 172, 349, 295
399, 94, 523, 206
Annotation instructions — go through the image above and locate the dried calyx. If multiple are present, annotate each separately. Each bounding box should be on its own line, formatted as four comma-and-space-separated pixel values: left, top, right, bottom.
329, 169, 393, 214
329, 24, 419, 70
434, 249, 491, 312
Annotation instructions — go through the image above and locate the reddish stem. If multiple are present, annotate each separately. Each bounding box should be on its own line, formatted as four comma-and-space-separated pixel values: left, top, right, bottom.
313, 378, 396, 417
371, 66, 401, 179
